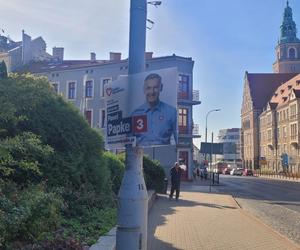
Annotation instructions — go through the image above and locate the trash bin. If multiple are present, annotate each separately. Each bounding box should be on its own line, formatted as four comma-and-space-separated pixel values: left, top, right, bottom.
163, 178, 168, 194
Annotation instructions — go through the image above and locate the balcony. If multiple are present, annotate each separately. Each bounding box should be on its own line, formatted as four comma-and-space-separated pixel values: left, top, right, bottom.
290, 134, 299, 148
192, 90, 200, 102
267, 137, 274, 149
178, 124, 201, 138
177, 89, 201, 105
289, 114, 298, 121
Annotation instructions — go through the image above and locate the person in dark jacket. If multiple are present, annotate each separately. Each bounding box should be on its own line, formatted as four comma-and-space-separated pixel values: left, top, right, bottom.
169, 162, 182, 201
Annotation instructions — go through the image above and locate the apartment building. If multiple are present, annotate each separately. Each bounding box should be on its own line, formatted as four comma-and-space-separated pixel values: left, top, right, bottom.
19, 51, 201, 180
216, 128, 241, 163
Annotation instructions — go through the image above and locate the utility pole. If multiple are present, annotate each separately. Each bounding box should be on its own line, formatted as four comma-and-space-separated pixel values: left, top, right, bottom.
116, 1, 148, 250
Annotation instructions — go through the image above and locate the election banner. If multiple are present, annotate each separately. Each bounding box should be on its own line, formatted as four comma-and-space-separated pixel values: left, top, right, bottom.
105, 68, 178, 149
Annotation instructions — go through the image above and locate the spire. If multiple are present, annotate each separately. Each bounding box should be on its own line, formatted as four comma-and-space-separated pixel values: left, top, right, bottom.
279, 1, 299, 43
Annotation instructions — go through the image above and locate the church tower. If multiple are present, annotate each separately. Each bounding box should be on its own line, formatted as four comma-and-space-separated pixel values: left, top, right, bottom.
273, 1, 300, 73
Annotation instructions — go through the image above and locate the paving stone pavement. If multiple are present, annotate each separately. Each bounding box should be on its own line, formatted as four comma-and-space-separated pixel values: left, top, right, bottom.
147, 182, 300, 250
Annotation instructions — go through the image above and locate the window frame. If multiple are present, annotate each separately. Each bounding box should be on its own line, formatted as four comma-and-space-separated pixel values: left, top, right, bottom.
85, 79, 94, 99
84, 109, 93, 127
67, 81, 77, 100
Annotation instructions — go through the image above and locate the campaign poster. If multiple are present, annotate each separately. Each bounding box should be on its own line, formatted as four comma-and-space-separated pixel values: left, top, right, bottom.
105, 68, 178, 149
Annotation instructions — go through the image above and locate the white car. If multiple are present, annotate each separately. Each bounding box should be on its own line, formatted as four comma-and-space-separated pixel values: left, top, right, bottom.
230, 168, 243, 176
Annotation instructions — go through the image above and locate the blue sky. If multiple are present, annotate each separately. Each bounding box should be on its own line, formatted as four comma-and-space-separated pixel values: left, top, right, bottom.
1, 0, 299, 147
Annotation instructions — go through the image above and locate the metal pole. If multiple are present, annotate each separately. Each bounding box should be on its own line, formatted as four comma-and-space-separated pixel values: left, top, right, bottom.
205, 114, 208, 161
205, 109, 220, 161
116, 1, 148, 250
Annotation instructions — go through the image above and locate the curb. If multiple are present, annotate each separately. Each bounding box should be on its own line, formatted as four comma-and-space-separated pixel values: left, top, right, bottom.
89, 190, 156, 250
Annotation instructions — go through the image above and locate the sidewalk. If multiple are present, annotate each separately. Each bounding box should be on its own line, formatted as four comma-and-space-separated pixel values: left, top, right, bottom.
147, 182, 300, 250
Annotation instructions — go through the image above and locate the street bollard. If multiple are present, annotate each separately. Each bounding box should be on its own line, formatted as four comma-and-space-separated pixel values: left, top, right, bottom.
164, 178, 168, 194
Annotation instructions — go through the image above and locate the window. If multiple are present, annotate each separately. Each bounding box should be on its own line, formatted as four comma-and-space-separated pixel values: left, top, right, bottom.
100, 109, 106, 128
290, 123, 297, 140
266, 114, 272, 125
101, 77, 112, 97
267, 129, 272, 141
178, 108, 188, 133
289, 48, 296, 59
290, 104, 297, 119
85, 110, 92, 127
51, 82, 59, 94
68, 81, 76, 99
178, 74, 189, 99
283, 126, 287, 138
85, 80, 93, 98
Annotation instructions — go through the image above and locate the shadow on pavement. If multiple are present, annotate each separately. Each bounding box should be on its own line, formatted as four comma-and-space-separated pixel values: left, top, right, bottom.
147, 195, 186, 250
147, 193, 236, 250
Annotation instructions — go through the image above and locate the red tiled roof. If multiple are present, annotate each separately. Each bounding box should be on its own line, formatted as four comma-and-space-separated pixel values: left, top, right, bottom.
270, 74, 300, 107
246, 72, 297, 109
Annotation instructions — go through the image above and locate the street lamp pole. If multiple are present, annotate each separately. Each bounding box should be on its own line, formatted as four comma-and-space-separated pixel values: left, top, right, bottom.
205, 109, 220, 161
116, 1, 148, 250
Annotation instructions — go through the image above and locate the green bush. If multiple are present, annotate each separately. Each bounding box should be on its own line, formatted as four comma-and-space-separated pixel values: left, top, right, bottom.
104, 152, 125, 195
143, 156, 165, 193
0, 182, 63, 248
113, 153, 165, 193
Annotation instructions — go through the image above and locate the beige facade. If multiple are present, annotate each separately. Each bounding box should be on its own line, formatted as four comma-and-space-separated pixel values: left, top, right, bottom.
241, 2, 300, 171
241, 73, 296, 169
259, 75, 300, 173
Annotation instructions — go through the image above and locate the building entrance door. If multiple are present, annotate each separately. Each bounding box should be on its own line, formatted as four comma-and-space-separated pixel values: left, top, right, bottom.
179, 151, 189, 180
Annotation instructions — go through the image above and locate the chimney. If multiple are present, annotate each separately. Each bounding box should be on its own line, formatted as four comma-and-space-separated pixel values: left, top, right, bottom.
90, 52, 96, 61
52, 47, 64, 61
145, 52, 153, 60
109, 52, 121, 61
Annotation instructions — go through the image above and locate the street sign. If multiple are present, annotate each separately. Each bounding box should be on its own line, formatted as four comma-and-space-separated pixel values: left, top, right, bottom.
281, 153, 289, 167
200, 142, 223, 154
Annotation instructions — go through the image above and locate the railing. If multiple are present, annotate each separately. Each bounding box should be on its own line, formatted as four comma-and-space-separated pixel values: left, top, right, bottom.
177, 91, 189, 100
192, 90, 200, 102
192, 124, 199, 136
254, 169, 300, 181
177, 90, 200, 102
290, 134, 298, 141
179, 124, 200, 136
289, 114, 297, 121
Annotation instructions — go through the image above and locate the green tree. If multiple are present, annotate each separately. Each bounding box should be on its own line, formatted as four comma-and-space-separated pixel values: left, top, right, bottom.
0, 74, 112, 206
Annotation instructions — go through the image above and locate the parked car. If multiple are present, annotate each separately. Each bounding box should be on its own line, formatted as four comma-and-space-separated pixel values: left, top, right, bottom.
235, 168, 243, 176
230, 168, 243, 176
222, 167, 231, 175
243, 169, 253, 176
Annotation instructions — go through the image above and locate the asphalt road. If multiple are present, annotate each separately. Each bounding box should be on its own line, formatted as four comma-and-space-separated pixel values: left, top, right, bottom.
213, 175, 300, 246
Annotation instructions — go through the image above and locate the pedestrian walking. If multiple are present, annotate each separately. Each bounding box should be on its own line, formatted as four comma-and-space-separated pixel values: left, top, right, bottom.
196, 167, 200, 178
169, 162, 182, 201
